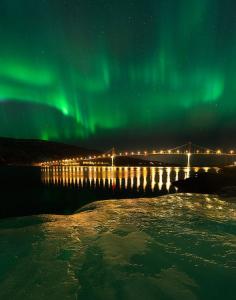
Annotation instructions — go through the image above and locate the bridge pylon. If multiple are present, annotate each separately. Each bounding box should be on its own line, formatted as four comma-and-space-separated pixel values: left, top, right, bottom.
188, 141, 192, 153
111, 147, 116, 167
187, 142, 192, 168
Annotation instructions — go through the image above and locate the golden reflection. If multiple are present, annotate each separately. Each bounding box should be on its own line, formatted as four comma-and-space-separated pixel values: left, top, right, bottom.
166, 167, 171, 191
124, 167, 128, 189
130, 167, 134, 189
143, 167, 147, 190
151, 167, 156, 191
136, 167, 141, 190
158, 168, 163, 191
41, 166, 211, 193
175, 167, 180, 182
184, 167, 190, 179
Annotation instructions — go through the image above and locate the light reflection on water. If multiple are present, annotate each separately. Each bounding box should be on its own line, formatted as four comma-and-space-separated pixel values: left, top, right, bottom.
41, 166, 218, 193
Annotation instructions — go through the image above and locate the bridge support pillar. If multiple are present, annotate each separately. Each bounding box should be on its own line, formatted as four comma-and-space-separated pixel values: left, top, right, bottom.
111, 147, 116, 167
111, 155, 115, 167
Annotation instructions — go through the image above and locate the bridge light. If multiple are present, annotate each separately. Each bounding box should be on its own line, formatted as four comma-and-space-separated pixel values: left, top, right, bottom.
168, 150, 171, 154
144, 151, 147, 155
217, 150, 221, 154
131, 152, 134, 155
137, 151, 140, 155
152, 150, 156, 154
196, 150, 199, 154
125, 152, 128, 156
160, 150, 163, 154
108, 154, 111, 157
230, 150, 234, 154
177, 150, 180, 154
206, 150, 210, 154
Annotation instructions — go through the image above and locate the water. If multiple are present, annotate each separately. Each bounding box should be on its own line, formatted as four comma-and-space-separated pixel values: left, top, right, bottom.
0, 194, 235, 300
41, 165, 218, 193
0, 166, 219, 218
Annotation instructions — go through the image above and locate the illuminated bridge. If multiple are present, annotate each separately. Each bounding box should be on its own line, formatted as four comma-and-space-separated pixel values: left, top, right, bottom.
40, 142, 236, 167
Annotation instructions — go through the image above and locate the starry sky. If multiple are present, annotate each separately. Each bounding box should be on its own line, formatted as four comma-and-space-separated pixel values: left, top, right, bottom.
0, 0, 236, 149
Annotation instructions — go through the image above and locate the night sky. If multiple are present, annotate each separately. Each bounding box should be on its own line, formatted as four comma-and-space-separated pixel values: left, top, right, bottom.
0, 0, 236, 149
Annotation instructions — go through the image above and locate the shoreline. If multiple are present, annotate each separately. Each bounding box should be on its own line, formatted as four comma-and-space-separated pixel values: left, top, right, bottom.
174, 166, 236, 202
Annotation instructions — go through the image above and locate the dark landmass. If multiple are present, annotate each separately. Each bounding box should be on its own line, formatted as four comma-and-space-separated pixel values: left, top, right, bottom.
0, 137, 98, 165
174, 166, 236, 201
0, 137, 174, 166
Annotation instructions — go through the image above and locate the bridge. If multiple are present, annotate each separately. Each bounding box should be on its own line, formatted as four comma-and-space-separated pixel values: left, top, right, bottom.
40, 142, 236, 167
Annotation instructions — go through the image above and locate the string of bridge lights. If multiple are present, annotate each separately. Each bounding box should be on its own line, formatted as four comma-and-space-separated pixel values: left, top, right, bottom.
41, 146, 236, 167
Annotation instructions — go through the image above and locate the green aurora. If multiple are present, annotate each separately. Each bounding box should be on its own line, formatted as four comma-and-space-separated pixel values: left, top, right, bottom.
0, 0, 236, 147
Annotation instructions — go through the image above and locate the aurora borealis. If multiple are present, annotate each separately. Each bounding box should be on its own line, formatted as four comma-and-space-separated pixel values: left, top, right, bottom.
0, 0, 236, 148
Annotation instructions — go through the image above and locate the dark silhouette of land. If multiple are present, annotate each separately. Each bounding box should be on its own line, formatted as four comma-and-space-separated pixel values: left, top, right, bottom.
0, 137, 172, 166
0, 137, 99, 165
174, 166, 236, 200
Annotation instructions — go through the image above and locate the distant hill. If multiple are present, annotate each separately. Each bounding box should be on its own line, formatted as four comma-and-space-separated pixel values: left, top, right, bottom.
0, 137, 173, 166
0, 137, 98, 165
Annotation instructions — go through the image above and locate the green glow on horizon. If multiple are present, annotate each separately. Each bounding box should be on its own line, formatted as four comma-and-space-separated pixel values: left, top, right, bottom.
0, 0, 235, 142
